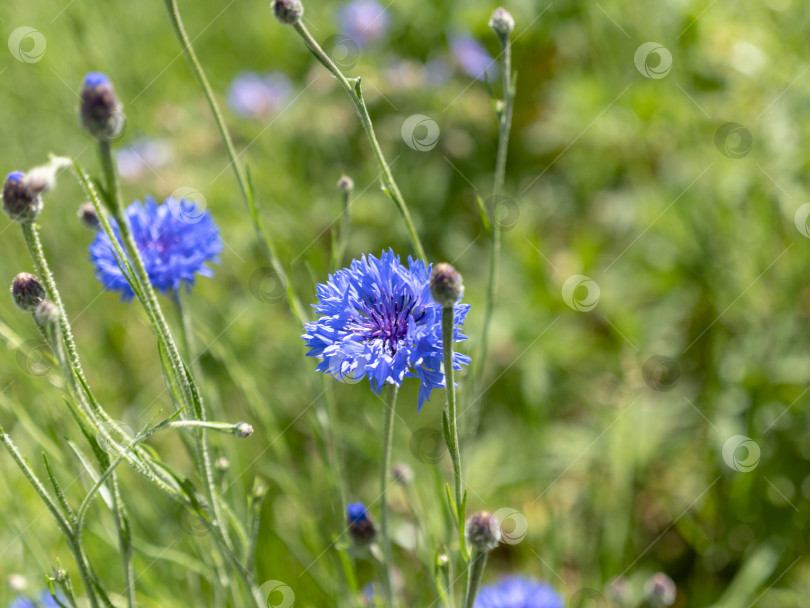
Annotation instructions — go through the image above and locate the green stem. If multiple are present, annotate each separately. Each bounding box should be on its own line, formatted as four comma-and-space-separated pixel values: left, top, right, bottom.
291, 21, 426, 261
473, 30, 516, 432
111, 476, 135, 608
331, 185, 352, 272
463, 548, 489, 608
442, 307, 463, 514
380, 385, 398, 608
161, 0, 305, 324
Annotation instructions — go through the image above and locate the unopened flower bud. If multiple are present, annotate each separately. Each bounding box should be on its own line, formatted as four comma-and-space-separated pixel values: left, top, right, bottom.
430, 262, 464, 307
53, 569, 68, 583
337, 175, 354, 193
3, 172, 43, 222
80, 72, 125, 140
35, 301, 60, 327
234, 421, 254, 438
252, 478, 269, 500
644, 572, 676, 607
489, 7, 515, 38
347, 502, 376, 545
465, 511, 500, 551
78, 203, 100, 229
11, 273, 46, 312
214, 456, 230, 471
271, 0, 304, 24
392, 462, 414, 485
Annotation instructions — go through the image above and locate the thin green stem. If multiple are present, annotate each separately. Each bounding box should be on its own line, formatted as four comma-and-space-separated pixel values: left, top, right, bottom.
463, 548, 489, 608
473, 30, 516, 432
161, 0, 306, 324
331, 185, 352, 272
442, 307, 463, 514
111, 477, 135, 608
291, 21, 426, 261
380, 385, 398, 608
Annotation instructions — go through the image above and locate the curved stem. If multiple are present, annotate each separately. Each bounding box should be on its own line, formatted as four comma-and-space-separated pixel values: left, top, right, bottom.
291, 21, 426, 261
380, 385, 398, 607
473, 31, 515, 434
161, 0, 305, 324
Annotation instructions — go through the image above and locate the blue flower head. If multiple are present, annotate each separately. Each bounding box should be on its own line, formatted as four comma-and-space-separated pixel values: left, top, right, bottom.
302, 250, 471, 410
80, 71, 124, 140
89, 196, 222, 300
8, 590, 63, 608
227, 71, 293, 119
338, 0, 390, 47
475, 577, 564, 608
346, 501, 376, 544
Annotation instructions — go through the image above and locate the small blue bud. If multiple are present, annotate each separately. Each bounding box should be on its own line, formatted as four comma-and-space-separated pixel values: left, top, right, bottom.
80, 72, 125, 140
3, 171, 43, 222
347, 502, 376, 545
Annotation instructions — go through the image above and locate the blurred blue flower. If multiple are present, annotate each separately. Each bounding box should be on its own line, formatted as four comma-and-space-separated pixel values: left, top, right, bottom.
449, 33, 497, 81
8, 590, 62, 608
338, 0, 390, 47
475, 577, 564, 608
117, 139, 172, 181
226, 71, 293, 119
302, 250, 470, 409
89, 197, 222, 300
346, 501, 376, 543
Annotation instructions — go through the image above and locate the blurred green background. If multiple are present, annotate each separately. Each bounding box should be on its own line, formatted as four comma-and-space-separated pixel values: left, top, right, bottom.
1, 0, 809, 606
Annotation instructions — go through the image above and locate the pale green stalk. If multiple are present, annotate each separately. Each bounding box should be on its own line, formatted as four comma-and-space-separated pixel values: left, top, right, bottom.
380, 385, 398, 608
463, 548, 488, 608
441, 307, 463, 516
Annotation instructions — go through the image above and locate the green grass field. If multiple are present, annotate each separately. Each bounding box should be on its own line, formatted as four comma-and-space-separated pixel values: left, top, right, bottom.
0, 0, 808, 606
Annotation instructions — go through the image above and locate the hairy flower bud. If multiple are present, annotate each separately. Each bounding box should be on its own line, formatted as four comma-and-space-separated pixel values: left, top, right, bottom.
347, 502, 376, 545
430, 262, 464, 307
337, 175, 354, 193
80, 72, 125, 140
272, 0, 304, 24
645, 572, 676, 607
465, 511, 500, 551
489, 7, 515, 38
234, 421, 254, 438
392, 462, 414, 485
78, 202, 100, 229
35, 301, 60, 328
11, 273, 46, 312
3, 172, 43, 222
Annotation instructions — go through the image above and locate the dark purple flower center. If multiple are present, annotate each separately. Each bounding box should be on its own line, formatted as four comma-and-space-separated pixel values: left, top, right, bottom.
353, 291, 425, 355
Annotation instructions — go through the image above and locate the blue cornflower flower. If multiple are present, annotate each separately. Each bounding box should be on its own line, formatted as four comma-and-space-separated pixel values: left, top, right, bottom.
475, 577, 564, 608
449, 32, 497, 81
302, 250, 470, 409
8, 590, 62, 608
338, 0, 390, 47
89, 196, 222, 300
226, 71, 293, 119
